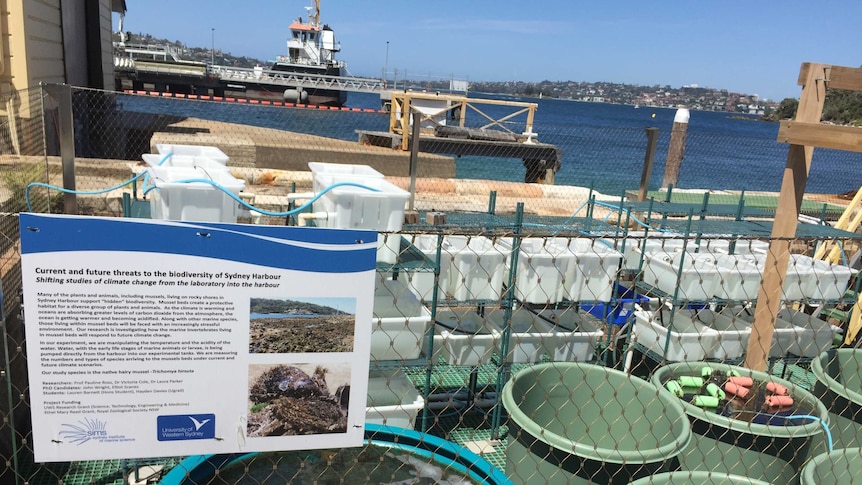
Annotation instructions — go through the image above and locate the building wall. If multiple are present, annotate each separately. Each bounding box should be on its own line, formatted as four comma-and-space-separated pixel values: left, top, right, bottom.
12, 0, 66, 90
0, 0, 116, 94
97, 0, 115, 90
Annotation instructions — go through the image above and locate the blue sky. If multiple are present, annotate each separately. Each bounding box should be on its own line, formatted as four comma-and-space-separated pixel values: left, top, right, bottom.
117, 1, 860, 102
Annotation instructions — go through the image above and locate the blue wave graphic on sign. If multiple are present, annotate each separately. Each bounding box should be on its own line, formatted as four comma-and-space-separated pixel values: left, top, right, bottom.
157, 414, 216, 441
19, 214, 377, 273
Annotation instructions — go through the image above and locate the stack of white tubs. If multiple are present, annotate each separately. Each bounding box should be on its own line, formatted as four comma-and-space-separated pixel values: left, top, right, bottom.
371, 278, 432, 361
368, 279, 429, 427
144, 145, 246, 223
308, 163, 409, 264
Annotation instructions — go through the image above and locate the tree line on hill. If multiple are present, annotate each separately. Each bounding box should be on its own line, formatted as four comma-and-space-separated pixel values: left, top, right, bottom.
250, 298, 344, 315
765, 89, 862, 125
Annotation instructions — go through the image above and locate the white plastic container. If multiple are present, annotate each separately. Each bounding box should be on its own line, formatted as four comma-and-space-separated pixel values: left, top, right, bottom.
778, 309, 836, 357
704, 238, 770, 255
402, 235, 509, 302
308, 162, 384, 194
371, 278, 432, 361
376, 233, 403, 265
142, 154, 231, 172
693, 309, 751, 360
365, 368, 424, 429
435, 308, 501, 366
313, 173, 409, 232
714, 254, 763, 301
402, 234, 449, 303
486, 309, 558, 363
156, 144, 229, 164
619, 232, 697, 270
531, 308, 603, 362
642, 251, 720, 302
567, 238, 622, 302
632, 309, 719, 362
792, 255, 853, 301
147, 166, 245, 223
445, 236, 510, 301
725, 306, 800, 358
500, 237, 574, 304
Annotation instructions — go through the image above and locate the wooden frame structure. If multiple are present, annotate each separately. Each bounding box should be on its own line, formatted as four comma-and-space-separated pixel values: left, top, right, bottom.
387, 91, 538, 151
745, 63, 862, 370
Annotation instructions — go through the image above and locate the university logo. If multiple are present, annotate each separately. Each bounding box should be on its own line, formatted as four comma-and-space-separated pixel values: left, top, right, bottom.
157, 414, 216, 441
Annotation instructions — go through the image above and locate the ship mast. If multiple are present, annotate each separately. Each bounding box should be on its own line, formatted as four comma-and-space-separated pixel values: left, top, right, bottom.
311, 0, 320, 28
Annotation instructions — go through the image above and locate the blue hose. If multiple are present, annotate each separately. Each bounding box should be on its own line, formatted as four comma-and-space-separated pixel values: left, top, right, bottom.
142, 179, 381, 217
24, 152, 175, 211
787, 414, 833, 452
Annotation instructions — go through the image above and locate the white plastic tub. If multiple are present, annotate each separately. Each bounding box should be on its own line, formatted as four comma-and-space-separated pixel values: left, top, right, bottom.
566, 238, 622, 302
486, 309, 558, 363
365, 368, 424, 429
619, 232, 697, 270
445, 236, 510, 301
531, 308, 603, 362
632, 309, 719, 361
792, 255, 853, 301
726, 306, 800, 357
642, 251, 720, 302
155, 144, 229, 164
371, 278, 432, 361
704, 238, 770, 255
376, 233, 404, 265
147, 166, 245, 223
313, 173, 409, 232
142, 153, 231, 172
402, 235, 508, 303
308, 162, 385, 194
714, 254, 763, 301
401, 234, 448, 303
693, 309, 751, 360
500, 237, 573, 304
778, 309, 836, 358
434, 308, 501, 366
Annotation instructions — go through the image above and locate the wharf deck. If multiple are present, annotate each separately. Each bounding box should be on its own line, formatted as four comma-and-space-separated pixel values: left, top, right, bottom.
357, 130, 562, 184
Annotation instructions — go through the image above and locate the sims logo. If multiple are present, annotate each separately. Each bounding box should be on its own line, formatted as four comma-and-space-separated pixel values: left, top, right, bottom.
59, 418, 108, 445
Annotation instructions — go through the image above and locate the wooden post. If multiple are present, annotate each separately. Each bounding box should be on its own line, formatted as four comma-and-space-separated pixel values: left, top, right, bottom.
744, 63, 828, 371
638, 127, 660, 201
661, 109, 689, 189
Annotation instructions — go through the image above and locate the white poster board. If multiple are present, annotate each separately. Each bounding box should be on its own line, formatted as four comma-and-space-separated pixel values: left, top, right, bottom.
19, 213, 378, 462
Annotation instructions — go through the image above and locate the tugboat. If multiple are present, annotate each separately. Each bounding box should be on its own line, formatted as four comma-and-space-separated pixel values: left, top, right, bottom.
271, 0, 348, 106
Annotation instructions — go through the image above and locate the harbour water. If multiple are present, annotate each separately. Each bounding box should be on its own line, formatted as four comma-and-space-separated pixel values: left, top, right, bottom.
117, 90, 862, 196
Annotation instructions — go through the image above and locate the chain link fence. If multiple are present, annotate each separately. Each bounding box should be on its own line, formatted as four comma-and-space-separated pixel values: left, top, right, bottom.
2, 84, 862, 484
